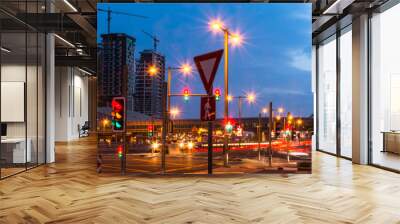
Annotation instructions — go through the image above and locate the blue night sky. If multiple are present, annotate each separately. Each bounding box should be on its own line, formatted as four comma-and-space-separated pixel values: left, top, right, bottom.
97, 3, 312, 119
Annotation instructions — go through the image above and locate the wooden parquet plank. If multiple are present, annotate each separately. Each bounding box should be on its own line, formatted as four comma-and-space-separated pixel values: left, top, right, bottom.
0, 136, 400, 223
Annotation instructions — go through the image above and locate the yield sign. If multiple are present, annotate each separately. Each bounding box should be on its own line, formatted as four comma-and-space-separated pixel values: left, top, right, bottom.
194, 49, 223, 94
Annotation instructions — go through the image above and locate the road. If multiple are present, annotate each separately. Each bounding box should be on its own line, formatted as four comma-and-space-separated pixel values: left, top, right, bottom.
99, 139, 311, 174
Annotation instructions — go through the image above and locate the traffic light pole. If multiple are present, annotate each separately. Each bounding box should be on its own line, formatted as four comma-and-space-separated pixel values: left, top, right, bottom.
167, 68, 171, 133
258, 113, 261, 161
161, 83, 168, 173
122, 132, 127, 175
207, 120, 213, 174
268, 102, 273, 167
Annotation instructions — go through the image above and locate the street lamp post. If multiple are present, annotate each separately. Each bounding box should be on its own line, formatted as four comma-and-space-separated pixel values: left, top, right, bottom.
260, 104, 284, 167
209, 19, 243, 166
227, 93, 255, 149
223, 29, 229, 166
268, 102, 273, 166
167, 64, 192, 133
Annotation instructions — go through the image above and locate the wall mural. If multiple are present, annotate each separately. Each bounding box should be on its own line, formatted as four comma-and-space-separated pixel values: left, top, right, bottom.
96, 3, 313, 174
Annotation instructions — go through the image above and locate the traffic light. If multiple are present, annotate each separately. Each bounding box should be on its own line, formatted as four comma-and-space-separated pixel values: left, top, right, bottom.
117, 145, 123, 159
224, 120, 234, 133
147, 125, 154, 137
111, 97, 125, 132
183, 88, 190, 101
214, 88, 221, 101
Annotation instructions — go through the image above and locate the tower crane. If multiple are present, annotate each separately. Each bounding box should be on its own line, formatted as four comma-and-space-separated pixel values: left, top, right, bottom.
142, 30, 160, 52
98, 7, 148, 34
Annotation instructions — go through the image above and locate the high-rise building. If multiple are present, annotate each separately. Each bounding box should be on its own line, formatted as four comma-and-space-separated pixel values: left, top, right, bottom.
134, 50, 166, 118
98, 33, 136, 111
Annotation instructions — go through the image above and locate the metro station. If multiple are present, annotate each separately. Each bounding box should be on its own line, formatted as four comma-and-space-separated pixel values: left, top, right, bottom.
0, 0, 400, 223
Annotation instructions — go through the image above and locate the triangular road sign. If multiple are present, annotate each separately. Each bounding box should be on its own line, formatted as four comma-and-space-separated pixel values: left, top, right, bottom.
194, 49, 223, 94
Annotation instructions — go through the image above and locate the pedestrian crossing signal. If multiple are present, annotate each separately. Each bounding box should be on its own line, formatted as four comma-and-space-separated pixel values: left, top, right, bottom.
111, 97, 125, 132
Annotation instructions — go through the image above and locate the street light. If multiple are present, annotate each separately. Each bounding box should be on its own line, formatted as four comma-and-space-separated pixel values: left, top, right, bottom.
170, 107, 180, 119
228, 94, 257, 124
262, 107, 268, 114
208, 18, 244, 166
296, 118, 303, 131
209, 19, 224, 33
102, 118, 110, 131
147, 64, 159, 76
246, 92, 256, 104
179, 63, 192, 76
230, 32, 243, 47
227, 94, 233, 102
167, 62, 193, 127
297, 119, 303, 125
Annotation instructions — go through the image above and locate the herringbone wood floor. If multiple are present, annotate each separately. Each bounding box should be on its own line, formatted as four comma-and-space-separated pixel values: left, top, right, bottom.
1, 137, 400, 224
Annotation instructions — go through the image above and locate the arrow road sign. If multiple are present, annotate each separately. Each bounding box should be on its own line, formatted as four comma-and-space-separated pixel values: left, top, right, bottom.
201, 96, 216, 121
194, 49, 223, 94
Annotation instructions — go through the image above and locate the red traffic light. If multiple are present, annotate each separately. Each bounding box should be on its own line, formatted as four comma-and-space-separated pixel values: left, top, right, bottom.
111, 99, 123, 112
214, 88, 221, 101
111, 97, 125, 132
183, 88, 189, 95
214, 88, 221, 96
117, 145, 123, 158
183, 88, 190, 101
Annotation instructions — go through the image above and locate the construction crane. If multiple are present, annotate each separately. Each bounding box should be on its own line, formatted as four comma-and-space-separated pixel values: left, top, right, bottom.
98, 7, 148, 34
142, 30, 160, 52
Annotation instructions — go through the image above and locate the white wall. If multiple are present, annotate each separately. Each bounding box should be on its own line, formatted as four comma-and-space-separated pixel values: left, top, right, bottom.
54, 67, 89, 141
1, 65, 27, 138
1, 63, 46, 164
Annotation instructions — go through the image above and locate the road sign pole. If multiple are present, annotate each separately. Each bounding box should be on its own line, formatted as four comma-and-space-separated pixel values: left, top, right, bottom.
208, 120, 213, 174
194, 49, 223, 174
208, 84, 214, 174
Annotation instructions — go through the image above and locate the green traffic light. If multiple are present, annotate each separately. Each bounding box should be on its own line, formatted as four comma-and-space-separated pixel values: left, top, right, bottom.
115, 121, 122, 129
